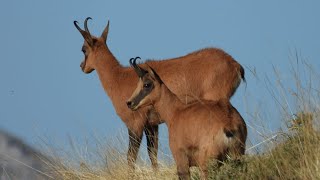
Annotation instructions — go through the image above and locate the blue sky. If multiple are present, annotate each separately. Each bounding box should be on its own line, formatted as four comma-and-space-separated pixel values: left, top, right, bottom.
1, 1, 319, 158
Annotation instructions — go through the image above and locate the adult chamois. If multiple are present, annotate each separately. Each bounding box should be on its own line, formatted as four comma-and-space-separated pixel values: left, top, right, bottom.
74, 17, 245, 169
127, 58, 247, 179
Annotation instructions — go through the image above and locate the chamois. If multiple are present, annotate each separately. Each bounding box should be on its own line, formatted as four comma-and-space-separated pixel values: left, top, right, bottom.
74, 17, 245, 169
127, 58, 247, 179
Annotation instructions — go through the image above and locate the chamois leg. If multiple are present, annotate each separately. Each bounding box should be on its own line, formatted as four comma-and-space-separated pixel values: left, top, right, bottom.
176, 164, 190, 180
198, 160, 209, 180
144, 124, 159, 170
127, 129, 143, 169
172, 152, 190, 180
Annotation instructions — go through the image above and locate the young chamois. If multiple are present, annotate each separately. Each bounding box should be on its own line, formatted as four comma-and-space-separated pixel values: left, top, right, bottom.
74, 17, 245, 169
127, 58, 247, 179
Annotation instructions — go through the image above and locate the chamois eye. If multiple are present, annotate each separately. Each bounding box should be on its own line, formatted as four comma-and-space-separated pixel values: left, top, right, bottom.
144, 83, 152, 89
82, 49, 86, 54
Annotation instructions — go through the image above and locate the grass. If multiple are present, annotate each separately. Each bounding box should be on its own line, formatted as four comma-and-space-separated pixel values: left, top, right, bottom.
40, 56, 319, 179
42, 132, 178, 180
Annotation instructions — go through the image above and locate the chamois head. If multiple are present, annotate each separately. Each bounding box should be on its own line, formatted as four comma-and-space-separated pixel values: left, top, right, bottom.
126, 57, 163, 111
74, 17, 110, 73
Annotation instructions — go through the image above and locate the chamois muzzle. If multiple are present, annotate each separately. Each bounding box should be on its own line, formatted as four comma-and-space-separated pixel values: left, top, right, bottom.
80, 61, 85, 71
126, 101, 137, 110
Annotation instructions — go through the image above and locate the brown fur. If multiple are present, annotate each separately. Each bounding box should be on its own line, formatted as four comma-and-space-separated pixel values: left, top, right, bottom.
74, 18, 245, 169
127, 65, 247, 180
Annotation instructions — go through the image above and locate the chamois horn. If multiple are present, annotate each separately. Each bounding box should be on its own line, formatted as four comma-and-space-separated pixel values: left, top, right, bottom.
84, 17, 92, 35
129, 57, 146, 78
73, 21, 84, 33
73, 18, 93, 46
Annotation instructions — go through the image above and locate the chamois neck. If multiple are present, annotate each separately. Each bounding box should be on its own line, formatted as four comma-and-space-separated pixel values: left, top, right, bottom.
153, 84, 185, 124
94, 46, 122, 99
95, 47, 121, 71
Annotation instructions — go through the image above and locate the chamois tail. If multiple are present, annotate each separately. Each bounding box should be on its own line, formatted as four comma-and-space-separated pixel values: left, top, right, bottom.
239, 64, 246, 84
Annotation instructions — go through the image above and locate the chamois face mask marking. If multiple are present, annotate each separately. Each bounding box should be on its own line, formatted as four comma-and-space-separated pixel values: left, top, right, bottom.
131, 79, 154, 109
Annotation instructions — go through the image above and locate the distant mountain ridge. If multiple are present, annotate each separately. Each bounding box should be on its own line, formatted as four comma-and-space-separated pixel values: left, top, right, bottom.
0, 130, 54, 179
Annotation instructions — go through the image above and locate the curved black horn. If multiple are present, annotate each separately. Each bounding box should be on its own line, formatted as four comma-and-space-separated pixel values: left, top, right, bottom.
129, 57, 146, 78
133, 57, 141, 66
74, 19, 94, 46
74, 21, 83, 32
129, 58, 135, 67
84, 17, 92, 35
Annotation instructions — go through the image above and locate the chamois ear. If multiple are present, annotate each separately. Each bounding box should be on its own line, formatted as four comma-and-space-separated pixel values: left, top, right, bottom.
101, 20, 110, 43
146, 64, 163, 84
